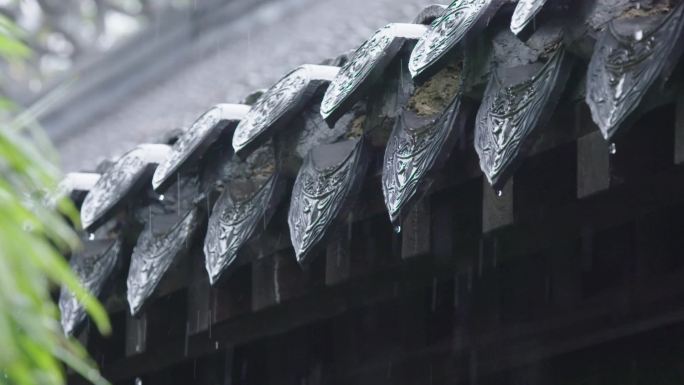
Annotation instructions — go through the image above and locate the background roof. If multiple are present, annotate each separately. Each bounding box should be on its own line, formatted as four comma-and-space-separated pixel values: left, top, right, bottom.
42, 0, 428, 171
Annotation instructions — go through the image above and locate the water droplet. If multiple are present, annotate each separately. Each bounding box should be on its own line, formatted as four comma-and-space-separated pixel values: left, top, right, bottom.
158, 194, 165, 201
215, 341, 219, 350
496, 190, 503, 197
634, 30, 643, 41
609, 142, 616, 155
88, 233, 95, 241
394, 225, 401, 234
135, 378, 143, 385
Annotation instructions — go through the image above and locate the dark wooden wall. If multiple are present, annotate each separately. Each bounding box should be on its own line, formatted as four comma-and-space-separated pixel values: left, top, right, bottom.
69, 97, 684, 385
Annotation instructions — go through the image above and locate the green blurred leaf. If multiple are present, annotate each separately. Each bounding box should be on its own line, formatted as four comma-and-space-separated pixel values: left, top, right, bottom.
0, 33, 29, 59
0, 15, 111, 385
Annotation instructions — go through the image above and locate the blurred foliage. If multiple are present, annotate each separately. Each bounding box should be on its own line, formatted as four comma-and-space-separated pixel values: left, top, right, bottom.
0, 16, 111, 385
0, 0, 192, 104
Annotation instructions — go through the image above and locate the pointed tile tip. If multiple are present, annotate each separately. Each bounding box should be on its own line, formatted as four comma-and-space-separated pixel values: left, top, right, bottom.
151, 177, 164, 194
61, 321, 74, 337
208, 271, 220, 286
295, 250, 310, 266
389, 211, 401, 228
128, 297, 142, 316
409, 68, 419, 80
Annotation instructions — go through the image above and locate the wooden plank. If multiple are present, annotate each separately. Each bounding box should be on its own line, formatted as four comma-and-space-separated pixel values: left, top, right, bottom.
482, 177, 514, 233
577, 131, 611, 198
401, 198, 431, 259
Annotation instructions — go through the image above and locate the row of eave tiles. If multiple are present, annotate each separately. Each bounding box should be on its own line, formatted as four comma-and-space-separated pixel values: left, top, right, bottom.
58, 0, 684, 335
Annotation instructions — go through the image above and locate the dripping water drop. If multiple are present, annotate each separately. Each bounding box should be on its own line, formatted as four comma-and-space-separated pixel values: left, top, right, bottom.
158, 194, 165, 201
135, 378, 143, 385
394, 225, 401, 234
88, 233, 95, 241
496, 190, 503, 197
634, 30, 643, 41
609, 142, 616, 155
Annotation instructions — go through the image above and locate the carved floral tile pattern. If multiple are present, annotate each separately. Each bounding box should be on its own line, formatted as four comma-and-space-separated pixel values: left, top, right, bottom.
127, 208, 199, 315
320, 23, 424, 121
203, 174, 280, 285
409, 0, 494, 78
382, 95, 462, 224
586, 2, 684, 139
510, 0, 548, 35
475, 48, 568, 188
288, 139, 367, 263
233, 65, 338, 154
81, 147, 149, 231
152, 104, 249, 192
59, 240, 120, 335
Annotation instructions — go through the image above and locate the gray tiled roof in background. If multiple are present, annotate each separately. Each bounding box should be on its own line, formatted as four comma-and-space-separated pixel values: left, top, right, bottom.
50, 0, 429, 171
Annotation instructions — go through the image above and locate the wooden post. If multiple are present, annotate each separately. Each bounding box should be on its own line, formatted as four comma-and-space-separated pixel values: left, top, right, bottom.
549, 239, 581, 309
431, 193, 454, 265
401, 199, 431, 259
125, 312, 147, 356
251, 256, 277, 311
210, 264, 252, 325
187, 254, 210, 335
482, 177, 514, 233
326, 226, 351, 286
675, 90, 684, 164
577, 131, 611, 198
